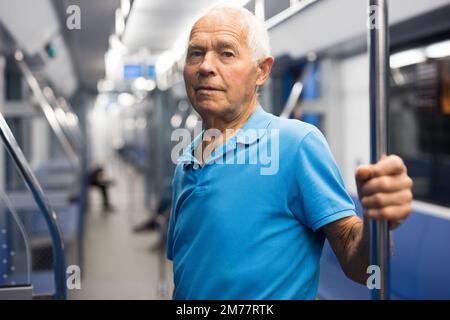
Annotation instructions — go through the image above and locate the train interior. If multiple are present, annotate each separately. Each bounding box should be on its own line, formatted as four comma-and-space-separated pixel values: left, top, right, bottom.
0, 0, 449, 300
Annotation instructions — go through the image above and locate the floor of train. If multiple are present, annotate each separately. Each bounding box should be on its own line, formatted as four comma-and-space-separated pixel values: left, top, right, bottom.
70, 158, 173, 300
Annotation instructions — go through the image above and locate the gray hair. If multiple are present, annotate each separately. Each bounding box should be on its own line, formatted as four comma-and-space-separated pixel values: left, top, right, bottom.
194, 6, 271, 62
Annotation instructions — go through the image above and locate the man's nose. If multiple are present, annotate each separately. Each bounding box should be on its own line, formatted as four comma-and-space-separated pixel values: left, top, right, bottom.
198, 52, 216, 76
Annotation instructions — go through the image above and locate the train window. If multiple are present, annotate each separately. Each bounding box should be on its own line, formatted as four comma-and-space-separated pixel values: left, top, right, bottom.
389, 39, 450, 207
5, 72, 23, 101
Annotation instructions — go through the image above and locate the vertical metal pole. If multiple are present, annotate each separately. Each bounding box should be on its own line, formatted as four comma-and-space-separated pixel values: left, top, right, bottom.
368, 0, 390, 300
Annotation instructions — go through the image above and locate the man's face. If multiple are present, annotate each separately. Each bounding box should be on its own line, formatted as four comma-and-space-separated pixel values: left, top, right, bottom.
183, 13, 259, 119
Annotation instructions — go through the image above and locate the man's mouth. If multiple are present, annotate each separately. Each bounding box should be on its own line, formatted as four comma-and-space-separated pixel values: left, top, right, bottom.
195, 86, 224, 92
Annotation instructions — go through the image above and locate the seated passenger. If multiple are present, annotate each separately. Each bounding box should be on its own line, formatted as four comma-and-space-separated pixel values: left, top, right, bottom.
88, 165, 114, 212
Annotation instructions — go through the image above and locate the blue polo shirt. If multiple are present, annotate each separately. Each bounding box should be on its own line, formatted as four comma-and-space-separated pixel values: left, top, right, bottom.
167, 105, 356, 299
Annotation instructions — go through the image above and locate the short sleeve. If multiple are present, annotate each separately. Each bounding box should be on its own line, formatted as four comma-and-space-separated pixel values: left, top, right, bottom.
292, 128, 356, 231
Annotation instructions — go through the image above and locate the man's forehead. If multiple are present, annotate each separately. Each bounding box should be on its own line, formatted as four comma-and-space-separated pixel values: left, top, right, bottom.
188, 12, 248, 45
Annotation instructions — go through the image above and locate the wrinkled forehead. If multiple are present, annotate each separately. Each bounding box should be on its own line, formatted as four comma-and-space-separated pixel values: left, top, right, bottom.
188, 12, 249, 46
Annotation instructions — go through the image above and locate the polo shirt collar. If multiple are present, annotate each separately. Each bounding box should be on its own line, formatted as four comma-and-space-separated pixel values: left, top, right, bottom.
177, 105, 272, 165
177, 129, 204, 165
235, 104, 271, 145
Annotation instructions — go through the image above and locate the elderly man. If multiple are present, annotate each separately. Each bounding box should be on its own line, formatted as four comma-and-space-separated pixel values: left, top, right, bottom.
166, 6, 413, 299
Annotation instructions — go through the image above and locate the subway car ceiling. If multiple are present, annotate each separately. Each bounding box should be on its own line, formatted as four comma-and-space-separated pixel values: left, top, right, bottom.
1, 0, 449, 95
0, 0, 450, 300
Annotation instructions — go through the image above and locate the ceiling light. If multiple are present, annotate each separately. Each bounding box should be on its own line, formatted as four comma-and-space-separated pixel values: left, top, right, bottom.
133, 77, 156, 91
170, 114, 183, 128
185, 113, 198, 130
115, 8, 125, 36
425, 40, 450, 59
144, 79, 156, 91
133, 77, 147, 91
121, 0, 131, 18
390, 49, 426, 69
66, 113, 79, 127
55, 107, 67, 124
94, 94, 109, 112
118, 92, 135, 107
109, 34, 128, 53
97, 79, 114, 92
105, 48, 123, 80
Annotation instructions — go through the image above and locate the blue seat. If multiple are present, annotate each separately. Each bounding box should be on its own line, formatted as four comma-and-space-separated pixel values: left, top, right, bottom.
32, 204, 79, 243
413, 209, 450, 299
388, 211, 425, 299
34, 170, 77, 190
30, 271, 54, 296
5, 271, 55, 296
318, 195, 450, 299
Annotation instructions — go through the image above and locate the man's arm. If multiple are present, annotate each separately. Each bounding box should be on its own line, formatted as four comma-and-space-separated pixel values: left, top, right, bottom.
322, 215, 369, 284
322, 155, 413, 284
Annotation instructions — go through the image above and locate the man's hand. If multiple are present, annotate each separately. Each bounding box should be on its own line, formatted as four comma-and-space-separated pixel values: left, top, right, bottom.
355, 155, 413, 230
323, 155, 413, 284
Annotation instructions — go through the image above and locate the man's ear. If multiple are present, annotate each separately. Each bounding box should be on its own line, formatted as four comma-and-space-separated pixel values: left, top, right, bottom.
256, 56, 275, 86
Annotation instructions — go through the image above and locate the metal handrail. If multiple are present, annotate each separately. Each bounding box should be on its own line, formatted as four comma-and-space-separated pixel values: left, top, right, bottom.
0, 112, 67, 300
43, 89, 84, 153
57, 97, 84, 149
279, 55, 317, 119
368, 0, 390, 300
14, 50, 80, 170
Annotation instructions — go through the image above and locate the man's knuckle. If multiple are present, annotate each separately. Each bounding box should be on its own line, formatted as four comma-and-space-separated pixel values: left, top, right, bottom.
374, 194, 384, 206
380, 207, 390, 218
405, 190, 413, 202
361, 197, 368, 206
365, 209, 376, 218
362, 183, 372, 196
380, 177, 390, 190
391, 154, 403, 167
406, 176, 414, 188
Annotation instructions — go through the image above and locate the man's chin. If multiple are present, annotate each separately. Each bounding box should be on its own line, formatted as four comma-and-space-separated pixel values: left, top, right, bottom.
193, 102, 230, 116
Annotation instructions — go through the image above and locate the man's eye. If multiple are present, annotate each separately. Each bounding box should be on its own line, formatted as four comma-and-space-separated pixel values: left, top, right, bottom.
222, 51, 234, 58
188, 51, 203, 58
